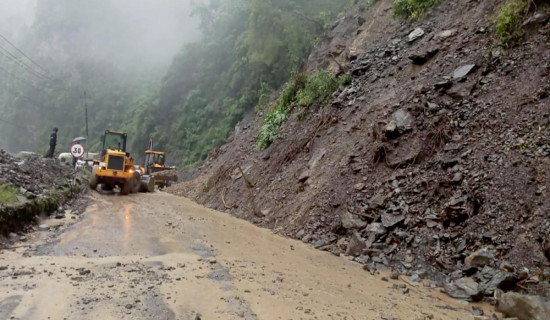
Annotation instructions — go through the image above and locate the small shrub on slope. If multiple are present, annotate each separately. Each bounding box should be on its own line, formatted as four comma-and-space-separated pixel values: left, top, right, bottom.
392, 0, 440, 19
492, 0, 528, 45
256, 108, 289, 149
296, 70, 340, 107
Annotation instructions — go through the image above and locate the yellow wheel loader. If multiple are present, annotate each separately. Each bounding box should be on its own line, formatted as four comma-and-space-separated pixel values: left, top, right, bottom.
89, 130, 154, 195
144, 150, 177, 188
143, 137, 178, 188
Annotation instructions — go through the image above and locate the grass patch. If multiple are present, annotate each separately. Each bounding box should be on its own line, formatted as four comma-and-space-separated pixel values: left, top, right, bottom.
392, 0, 440, 19
0, 184, 19, 204
492, 0, 528, 45
256, 70, 348, 149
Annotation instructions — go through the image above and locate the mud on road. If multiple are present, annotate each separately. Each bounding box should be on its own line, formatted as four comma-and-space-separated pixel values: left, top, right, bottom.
1, 192, 495, 319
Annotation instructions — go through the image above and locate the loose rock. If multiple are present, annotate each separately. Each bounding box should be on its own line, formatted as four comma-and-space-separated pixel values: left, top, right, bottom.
407, 28, 424, 42
346, 232, 366, 257
452, 64, 476, 80
465, 248, 494, 268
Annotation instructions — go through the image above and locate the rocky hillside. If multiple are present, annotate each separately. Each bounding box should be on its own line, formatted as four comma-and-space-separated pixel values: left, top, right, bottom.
170, 0, 550, 303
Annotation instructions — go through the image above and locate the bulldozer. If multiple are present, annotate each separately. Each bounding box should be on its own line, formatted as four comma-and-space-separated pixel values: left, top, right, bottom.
89, 130, 154, 195
144, 138, 178, 188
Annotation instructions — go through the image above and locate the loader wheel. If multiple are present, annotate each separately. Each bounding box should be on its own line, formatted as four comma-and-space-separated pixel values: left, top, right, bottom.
139, 176, 155, 193
89, 165, 99, 190
120, 180, 131, 195
130, 172, 141, 193
146, 178, 155, 193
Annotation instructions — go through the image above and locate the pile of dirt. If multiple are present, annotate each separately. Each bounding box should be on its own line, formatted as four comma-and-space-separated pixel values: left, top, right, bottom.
0, 150, 87, 235
170, 0, 550, 303
0, 151, 71, 197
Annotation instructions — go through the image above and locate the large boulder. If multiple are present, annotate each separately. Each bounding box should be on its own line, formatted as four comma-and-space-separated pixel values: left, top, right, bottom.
496, 292, 550, 320
443, 277, 483, 301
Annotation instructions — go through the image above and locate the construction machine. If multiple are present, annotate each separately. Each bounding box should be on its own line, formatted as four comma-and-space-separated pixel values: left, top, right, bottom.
89, 130, 154, 195
144, 138, 178, 188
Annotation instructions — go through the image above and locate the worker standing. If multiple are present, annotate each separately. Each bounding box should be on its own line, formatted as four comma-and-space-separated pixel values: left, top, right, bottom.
46, 127, 58, 158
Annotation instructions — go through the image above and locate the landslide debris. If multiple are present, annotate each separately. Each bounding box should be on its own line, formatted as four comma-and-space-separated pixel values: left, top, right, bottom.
170, 0, 550, 303
0, 150, 87, 235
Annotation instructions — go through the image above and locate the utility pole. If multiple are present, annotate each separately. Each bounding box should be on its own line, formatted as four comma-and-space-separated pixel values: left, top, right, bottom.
84, 90, 89, 159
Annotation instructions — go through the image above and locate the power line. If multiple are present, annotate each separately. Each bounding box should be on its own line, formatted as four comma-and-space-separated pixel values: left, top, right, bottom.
0, 33, 50, 76
0, 44, 49, 79
0, 48, 49, 80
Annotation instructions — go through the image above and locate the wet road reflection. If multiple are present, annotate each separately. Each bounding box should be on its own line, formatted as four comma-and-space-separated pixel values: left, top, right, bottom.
123, 204, 132, 250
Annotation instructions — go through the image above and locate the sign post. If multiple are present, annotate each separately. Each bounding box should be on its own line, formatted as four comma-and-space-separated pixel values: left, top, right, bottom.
70, 142, 85, 189
70, 143, 85, 168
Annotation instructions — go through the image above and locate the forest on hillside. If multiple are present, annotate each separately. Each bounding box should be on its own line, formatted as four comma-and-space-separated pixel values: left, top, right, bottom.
0, 0, 356, 166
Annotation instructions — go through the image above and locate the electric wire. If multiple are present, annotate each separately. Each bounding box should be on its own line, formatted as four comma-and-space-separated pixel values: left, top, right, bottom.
0, 32, 50, 76
0, 44, 49, 79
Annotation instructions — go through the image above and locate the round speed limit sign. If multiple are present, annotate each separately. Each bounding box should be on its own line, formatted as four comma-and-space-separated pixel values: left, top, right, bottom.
70, 143, 85, 158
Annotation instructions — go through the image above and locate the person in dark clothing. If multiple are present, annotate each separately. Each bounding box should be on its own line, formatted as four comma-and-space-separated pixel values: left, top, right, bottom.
46, 128, 58, 158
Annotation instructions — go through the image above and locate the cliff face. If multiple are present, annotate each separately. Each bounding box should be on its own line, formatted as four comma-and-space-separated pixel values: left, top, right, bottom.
171, 0, 550, 291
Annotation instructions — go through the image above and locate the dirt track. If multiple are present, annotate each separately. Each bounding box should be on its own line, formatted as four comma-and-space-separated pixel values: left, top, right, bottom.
0, 192, 495, 319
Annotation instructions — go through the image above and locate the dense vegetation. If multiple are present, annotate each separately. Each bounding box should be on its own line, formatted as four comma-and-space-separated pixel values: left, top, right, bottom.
131, 0, 357, 166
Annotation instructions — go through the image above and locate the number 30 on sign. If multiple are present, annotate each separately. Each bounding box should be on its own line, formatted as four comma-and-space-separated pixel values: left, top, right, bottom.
71, 143, 85, 158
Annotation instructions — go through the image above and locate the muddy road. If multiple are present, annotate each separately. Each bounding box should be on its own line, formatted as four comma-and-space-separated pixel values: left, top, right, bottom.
0, 192, 494, 319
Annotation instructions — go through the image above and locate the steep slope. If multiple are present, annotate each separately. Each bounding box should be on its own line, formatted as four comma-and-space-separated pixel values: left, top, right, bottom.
171, 0, 550, 296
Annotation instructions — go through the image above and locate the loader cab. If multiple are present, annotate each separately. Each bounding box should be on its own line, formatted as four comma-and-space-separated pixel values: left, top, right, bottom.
101, 131, 127, 157
145, 150, 165, 167
144, 150, 167, 176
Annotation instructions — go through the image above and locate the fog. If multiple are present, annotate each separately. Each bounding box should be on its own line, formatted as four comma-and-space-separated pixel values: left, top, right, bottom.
0, 0, 36, 39
0, 0, 202, 153
0, 0, 201, 73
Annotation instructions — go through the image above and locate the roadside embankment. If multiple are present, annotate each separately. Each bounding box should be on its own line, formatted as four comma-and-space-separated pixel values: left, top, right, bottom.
0, 150, 88, 235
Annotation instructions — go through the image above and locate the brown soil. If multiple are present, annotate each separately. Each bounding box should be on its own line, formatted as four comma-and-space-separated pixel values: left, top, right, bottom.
169, 0, 550, 296
1, 192, 495, 319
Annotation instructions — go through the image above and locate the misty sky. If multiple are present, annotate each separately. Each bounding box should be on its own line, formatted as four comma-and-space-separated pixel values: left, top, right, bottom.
0, 0, 201, 71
